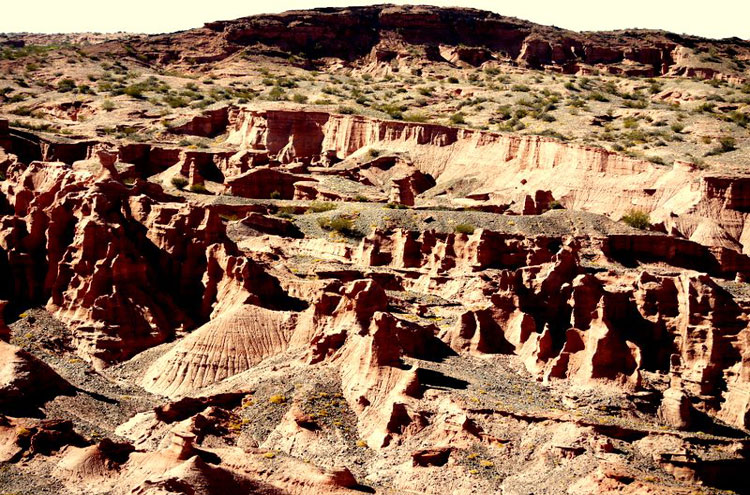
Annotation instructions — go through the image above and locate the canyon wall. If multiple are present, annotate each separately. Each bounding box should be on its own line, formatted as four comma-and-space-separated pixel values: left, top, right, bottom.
227, 107, 750, 253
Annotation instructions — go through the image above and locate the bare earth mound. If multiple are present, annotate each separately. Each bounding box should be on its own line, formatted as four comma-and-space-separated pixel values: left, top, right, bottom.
143, 305, 297, 397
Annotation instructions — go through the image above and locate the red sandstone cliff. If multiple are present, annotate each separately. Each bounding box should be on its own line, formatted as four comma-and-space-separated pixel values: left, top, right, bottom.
225, 106, 750, 253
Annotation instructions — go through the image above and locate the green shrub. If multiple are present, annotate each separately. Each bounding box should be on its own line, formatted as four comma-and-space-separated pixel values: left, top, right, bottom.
267, 85, 286, 101
495, 105, 512, 120
685, 155, 707, 170
623, 99, 648, 109
307, 201, 337, 213
403, 112, 428, 123
588, 92, 609, 102
317, 215, 358, 237
56, 78, 76, 92
623, 117, 639, 129
123, 84, 145, 98
727, 111, 749, 128
454, 223, 475, 234
378, 103, 405, 120
706, 136, 737, 156
648, 156, 667, 165
450, 112, 466, 125
536, 129, 570, 141
269, 190, 281, 199
647, 81, 664, 94
189, 183, 208, 194
447, 76, 459, 84
292, 93, 308, 104
171, 176, 188, 190
321, 85, 339, 95
7, 93, 26, 103
385, 202, 408, 209
276, 206, 297, 218
9, 106, 32, 116
719, 136, 737, 152
670, 122, 685, 133
101, 99, 115, 112
548, 200, 564, 210
164, 95, 188, 108
329, 216, 354, 232
621, 209, 651, 230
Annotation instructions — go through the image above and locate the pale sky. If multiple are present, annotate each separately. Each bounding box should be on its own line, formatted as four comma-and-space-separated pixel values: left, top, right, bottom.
2, 1, 749, 40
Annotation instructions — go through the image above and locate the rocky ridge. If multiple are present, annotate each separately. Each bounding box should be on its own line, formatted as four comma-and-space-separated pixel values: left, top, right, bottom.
124, 5, 750, 82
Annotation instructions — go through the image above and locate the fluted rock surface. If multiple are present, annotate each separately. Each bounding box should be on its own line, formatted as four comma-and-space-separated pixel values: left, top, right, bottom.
143, 305, 297, 397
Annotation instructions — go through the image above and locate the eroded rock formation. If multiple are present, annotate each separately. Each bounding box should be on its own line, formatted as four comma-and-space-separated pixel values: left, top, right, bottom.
0, 341, 71, 411
0, 158, 293, 366
223, 107, 750, 253
0, 8, 749, 492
